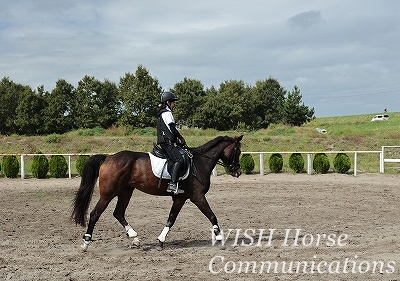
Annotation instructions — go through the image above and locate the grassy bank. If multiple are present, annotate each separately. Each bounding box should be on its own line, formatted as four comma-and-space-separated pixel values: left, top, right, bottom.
0, 112, 399, 175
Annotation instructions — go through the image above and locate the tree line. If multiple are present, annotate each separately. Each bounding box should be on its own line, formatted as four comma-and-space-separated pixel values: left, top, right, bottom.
0, 65, 315, 135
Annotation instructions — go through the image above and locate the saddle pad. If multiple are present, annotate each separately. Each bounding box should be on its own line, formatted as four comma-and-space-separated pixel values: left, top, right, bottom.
148, 153, 190, 180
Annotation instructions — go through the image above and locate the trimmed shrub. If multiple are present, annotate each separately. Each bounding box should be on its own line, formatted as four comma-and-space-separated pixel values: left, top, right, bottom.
76, 155, 90, 177
49, 155, 68, 178
240, 154, 255, 174
334, 153, 351, 174
2, 155, 19, 178
313, 153, 330, 174
269, 153, 283, 173
289, 153, 305, 173
32, 151, 49, 179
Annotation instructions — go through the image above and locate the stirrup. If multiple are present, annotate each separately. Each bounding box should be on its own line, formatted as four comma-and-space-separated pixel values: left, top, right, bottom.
167, 182, 184, 194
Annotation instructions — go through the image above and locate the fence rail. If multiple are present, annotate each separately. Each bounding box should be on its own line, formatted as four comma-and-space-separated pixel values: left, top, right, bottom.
0, 153, 101, 179
0, 147, 399, 179
380, 146, 400, 173
236, 150, 381, 177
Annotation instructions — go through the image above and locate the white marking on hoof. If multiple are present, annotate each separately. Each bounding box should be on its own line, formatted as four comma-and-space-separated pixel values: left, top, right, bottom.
212, 225, 222, 241
81, 242, 89, 252
132, 237, 140, 247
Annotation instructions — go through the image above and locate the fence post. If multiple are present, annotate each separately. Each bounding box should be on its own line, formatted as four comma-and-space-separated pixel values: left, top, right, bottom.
259, 153, 264, 176
353, 152, 357, 176
20, 155, 25, 179
68, 155, 72, 179
380, 149, 384, 173
307, 153, 313, 175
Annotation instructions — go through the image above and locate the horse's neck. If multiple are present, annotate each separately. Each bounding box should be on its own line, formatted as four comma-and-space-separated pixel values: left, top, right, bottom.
203, 141, 229, 167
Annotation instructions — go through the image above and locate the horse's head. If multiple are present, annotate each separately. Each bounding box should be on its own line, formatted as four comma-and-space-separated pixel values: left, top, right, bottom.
221, 135, 243, 178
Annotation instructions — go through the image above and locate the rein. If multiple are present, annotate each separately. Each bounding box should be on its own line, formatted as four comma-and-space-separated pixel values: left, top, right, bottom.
188, 144, 240, 173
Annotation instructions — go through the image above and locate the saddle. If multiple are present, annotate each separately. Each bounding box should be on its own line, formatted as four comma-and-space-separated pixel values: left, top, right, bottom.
149, 144, 192, 180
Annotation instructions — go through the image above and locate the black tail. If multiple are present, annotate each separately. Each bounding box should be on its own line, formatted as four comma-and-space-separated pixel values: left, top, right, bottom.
71, 154, 107, 227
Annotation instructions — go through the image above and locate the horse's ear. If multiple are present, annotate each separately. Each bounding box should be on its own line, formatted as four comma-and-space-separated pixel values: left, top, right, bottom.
236, 135, 243, 141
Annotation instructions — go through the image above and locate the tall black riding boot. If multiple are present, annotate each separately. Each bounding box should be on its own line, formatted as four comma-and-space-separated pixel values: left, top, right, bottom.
167, 162, 184, 194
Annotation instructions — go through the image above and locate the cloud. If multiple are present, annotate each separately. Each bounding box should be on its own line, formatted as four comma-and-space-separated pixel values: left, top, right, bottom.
0, 0, 399, 117
288, 10, 323, 29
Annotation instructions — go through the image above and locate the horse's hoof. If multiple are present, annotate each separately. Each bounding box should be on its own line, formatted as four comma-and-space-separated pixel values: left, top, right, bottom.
156, 239, 164, 251
132, 237, 140, 247
81, 243, 89, 252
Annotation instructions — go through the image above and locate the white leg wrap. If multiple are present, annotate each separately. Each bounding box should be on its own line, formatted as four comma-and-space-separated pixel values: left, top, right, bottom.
125, 225, 138, 238
213, 225, 222, 241
81, 234, 92, 252
157, 226, 170, 243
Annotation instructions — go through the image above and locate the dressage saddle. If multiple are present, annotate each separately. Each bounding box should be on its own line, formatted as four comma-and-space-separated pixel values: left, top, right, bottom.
151, 144, 192, 177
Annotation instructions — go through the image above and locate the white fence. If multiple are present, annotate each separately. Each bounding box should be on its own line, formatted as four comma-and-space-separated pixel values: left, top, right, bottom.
1, 147, 399, 179
380, 146, 400, 173
0, 153, 93, 179
225, 150, 382, 177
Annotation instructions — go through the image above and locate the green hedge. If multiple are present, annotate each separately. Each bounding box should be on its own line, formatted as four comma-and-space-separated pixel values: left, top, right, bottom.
76, 155, 90, 176
240, 154, 255, 174
2, 155, 19, 178
32, 152, 49, 179
333, 153, 351, 174
269, 153, 283, 173
289, 153, 305, 173
49, 155, 68, 178
313, 153, 330, 174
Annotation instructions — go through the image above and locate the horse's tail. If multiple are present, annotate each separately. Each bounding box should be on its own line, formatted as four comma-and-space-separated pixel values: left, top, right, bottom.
71, 154, 107, 227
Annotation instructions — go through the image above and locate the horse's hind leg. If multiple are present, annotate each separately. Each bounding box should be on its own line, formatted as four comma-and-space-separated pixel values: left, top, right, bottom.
112, 188, 140, 246
82, 197, 112, 251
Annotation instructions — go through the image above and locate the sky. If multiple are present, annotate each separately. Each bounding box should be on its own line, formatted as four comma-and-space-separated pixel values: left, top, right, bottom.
0, 0, 399, 117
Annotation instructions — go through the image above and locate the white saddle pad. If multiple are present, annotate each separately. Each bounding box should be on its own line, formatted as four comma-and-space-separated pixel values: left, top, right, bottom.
148, 153, 190, 180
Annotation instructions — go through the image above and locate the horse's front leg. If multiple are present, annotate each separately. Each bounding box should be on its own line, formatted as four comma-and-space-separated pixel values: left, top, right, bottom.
191, 195, 223, 241
157, 196, 186, 249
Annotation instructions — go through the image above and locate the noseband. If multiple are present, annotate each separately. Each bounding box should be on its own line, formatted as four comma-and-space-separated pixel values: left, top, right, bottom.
224, 146, 240, 173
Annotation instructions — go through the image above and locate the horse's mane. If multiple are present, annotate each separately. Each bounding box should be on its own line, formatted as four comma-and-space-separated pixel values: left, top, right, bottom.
194, 136, 235, 153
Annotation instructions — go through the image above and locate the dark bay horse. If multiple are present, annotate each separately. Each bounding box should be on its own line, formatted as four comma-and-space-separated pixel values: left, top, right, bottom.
71, 135, 243, 251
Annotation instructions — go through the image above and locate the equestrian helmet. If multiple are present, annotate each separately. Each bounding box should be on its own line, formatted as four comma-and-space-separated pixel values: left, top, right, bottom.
161, 91, 178, 103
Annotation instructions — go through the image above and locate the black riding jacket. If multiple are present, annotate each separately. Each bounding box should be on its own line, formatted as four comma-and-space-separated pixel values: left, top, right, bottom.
157, 107, 183, 144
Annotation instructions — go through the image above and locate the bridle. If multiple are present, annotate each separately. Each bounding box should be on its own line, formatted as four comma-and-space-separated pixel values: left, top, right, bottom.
222, 145, 241, 173
189, 142, 241, 174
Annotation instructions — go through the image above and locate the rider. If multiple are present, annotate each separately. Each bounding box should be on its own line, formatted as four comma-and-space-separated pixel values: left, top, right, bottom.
157, 91, 186, 194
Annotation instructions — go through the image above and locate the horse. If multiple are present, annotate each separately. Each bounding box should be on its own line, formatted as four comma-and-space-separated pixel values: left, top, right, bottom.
71, 135, 243, 251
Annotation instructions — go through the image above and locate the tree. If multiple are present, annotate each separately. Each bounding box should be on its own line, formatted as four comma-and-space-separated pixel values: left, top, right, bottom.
118, 65, 161, 128
249, 77, 286, 129
196, 80, 248, 130
72, 76, 119, 129
96, 79, 119, 129
72, 76, 102, 129
171, 77, 205, 127
14, 87, 46, 135
283, 85, 315, 126
0, 77, 29, 135
42, 79, 75, 134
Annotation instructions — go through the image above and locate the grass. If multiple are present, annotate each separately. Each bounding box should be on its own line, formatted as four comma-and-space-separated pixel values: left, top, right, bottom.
0, 112, 399, 175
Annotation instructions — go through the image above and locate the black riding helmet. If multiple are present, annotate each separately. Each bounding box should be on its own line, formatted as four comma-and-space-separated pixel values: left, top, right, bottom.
161, 91, 178, 103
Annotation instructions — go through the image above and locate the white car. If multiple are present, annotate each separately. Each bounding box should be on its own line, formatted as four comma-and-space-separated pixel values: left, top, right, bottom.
371, 114, 389, 121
